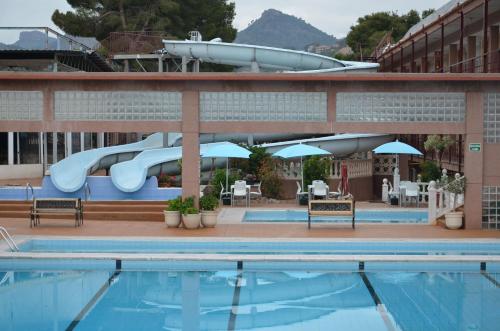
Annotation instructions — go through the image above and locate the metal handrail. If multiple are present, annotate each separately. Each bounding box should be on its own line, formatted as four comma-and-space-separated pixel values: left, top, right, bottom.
0, 226, 19, 252
25, 182, 34, 201
84, 182, 91, 201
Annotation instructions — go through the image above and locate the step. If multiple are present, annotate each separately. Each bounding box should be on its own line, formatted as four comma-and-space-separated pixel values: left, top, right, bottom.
84, 211, 163, 222
82, 205, 165, 212
0, 204, 32, 211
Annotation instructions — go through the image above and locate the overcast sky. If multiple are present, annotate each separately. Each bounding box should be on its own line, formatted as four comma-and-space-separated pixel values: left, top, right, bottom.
0, 0, 444, 43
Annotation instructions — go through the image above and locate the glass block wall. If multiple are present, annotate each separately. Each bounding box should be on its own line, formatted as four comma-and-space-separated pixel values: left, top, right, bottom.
484, 93, 500, 143
336, 92, 465, 122
482, 186, 500, 229
54, 91, 182, 121
0, 91, 43, 120
200, 92, 327, 121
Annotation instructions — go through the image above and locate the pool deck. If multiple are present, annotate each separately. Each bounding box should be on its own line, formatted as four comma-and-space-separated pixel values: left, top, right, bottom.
1, 216, 499, 239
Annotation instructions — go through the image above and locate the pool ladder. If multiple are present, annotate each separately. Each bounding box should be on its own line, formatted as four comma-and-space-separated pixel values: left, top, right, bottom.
25, 182, 34, 201
0, 226, 19, 252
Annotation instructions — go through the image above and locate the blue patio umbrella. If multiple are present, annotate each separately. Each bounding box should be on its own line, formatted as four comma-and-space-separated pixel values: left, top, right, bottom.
373, 140, 423, 190
272, 144, 331, 191
201, 142, 251, 191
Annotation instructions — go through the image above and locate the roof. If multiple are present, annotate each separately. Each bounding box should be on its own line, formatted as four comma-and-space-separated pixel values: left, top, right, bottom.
0, 49, 114, 72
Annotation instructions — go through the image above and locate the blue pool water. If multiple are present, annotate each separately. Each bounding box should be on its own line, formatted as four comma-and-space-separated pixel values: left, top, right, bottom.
16, 239, 500, 256
243, 209, 428, 224
0, 265, 499, 331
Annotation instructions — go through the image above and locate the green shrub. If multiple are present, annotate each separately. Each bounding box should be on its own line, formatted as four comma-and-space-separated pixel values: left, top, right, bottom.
419, 161, 441, 182
166, 196, 182, 211
200, 195, 219, 211
248, 146, 270, 180
303, 156, 330, 188
258, 158, 282, 199
184, 207, 199, 215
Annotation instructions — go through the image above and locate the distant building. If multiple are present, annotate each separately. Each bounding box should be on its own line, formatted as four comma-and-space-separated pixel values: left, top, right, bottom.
306, 44, 338, 55
335, 46, 354, 57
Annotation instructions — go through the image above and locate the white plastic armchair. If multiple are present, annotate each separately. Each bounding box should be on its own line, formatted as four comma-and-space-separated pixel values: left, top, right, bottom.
312, 181, 328, 199
401, 181, 419, 207
232, 180, 249, 206
250, 182, 262, 201
219, 182, 231, 204
296, 181, 308, 204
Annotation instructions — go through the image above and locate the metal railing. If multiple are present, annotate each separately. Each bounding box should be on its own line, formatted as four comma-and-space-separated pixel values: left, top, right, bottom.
25, 182, 34, 201
0, 226, 19, 252
84, 181, 91, 201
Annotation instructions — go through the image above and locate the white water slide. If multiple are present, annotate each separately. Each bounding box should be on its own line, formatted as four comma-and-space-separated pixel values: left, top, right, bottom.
162, 39, 379, 73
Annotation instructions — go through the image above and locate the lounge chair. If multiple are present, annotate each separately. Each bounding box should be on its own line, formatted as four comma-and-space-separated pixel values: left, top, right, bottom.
400, 181, 419, 207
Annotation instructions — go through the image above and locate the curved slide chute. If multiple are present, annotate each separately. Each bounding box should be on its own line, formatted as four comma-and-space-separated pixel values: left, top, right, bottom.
50, 133, 163, 192
162, 39, 379, 73
111, 142, 231, 193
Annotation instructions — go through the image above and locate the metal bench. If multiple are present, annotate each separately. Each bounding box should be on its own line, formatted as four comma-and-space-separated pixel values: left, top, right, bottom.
308, 199, 355, 229
30, 198, 83, 227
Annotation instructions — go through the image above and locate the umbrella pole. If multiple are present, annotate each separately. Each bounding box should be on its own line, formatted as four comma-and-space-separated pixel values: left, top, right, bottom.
226, 158, 229, 192
301, 156, 304, 192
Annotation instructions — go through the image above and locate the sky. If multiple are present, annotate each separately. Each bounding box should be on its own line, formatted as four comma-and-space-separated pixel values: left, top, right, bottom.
0, 0, 444, 43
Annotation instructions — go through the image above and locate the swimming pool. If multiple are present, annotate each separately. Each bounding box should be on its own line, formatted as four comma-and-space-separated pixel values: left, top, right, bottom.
243, 209, 428, 224
1, 261, 499, 331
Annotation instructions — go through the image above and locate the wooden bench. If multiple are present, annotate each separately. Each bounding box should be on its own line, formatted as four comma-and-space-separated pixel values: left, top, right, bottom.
308, 199, 355, 229
30, 198, 83, 228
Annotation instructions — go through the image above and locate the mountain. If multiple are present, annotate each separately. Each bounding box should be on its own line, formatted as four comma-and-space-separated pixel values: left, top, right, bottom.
0, 30, 99, 50
235, 9, 339, 51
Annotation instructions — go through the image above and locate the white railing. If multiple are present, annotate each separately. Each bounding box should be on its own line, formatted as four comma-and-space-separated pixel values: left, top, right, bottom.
281, 159, 373, 180
0, 226, 19, 252
428, 174, 465, 223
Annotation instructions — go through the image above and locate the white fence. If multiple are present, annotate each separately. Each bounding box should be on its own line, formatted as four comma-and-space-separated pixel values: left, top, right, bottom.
280, 159, 373, 180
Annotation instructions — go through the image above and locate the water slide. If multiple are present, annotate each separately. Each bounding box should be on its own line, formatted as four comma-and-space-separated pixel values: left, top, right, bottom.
50, 133, 164, 192
162, 39, 379, 73
110, 133, 392, 193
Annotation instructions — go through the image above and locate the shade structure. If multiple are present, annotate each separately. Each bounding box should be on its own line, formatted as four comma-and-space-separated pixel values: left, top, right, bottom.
272, 144, 331, 191
372, 140, 423, 156
373, 140, 422, 192
200, 142, 251, 191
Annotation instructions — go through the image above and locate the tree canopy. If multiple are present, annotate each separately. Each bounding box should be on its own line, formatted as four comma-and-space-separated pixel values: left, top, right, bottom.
52, 0, 237, 42
344, 9, 433, 60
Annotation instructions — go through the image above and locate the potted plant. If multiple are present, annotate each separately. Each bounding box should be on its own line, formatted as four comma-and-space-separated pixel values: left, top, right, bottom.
181, 196, 201, 229
200, 194, 219, 227
164, 196, 182, 228
444, 176, 466, 229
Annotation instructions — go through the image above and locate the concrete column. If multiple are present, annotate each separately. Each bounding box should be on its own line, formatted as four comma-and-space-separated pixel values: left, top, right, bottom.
181, 56, 188, 73
489, 26, 499, 72
80, 132, 85, 152
449, 44, 458, 72
52, 132, 58, 164
39, 132, 43, 164
158, 56, 163, 72
65, 132, 72, 156
464, 92, 484, 229
43, 132, 48, 171
467, 36, 477, 73
181, 91, 200, 205
7, 132, 14, 165
428, 181, 437, 224
97, 132, 105, 148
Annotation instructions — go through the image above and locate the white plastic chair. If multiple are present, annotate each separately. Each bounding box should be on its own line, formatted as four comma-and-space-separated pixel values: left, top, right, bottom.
401, 181, 419, 207
250, 182, 262, 201
232, 180, 248, 206
219, 182, 231, 204
312, 181, 327, 199
296, 181, 308, 204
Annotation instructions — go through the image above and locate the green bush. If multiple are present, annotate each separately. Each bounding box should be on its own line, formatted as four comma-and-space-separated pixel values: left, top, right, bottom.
303, 156, 330, 188
419, 161, 441, 182
166, 196, 182, 211
184, 207, 199, 215
258, 158, 282, 199
199, 195, 219, 211
248, 146, 270, 180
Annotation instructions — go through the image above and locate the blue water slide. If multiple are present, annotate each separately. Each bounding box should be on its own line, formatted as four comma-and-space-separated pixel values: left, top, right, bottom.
50, 133, 164, 192
111, 142, 230, 193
